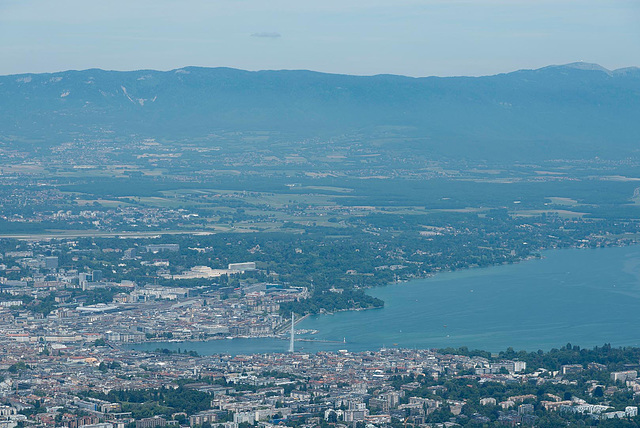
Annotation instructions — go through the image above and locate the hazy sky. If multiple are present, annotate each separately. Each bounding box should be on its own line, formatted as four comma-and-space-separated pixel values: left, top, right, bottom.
1, 0, 638, 77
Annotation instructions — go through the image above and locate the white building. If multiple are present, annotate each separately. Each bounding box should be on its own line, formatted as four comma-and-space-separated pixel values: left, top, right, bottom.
228, 262, 256, 271
611, 370, 637, 382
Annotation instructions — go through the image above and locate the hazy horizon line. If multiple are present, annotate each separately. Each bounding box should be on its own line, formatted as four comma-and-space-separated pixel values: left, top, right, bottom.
2, 61, 638, 80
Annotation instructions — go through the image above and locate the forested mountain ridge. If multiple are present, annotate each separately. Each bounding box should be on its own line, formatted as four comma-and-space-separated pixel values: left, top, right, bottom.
1, 63, 639, 159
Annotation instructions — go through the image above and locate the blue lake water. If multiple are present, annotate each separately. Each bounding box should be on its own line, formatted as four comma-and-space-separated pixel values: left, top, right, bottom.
130, 246, 640, 355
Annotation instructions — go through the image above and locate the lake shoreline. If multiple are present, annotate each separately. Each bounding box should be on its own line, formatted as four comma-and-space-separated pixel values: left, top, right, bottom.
131, 244, 640, 355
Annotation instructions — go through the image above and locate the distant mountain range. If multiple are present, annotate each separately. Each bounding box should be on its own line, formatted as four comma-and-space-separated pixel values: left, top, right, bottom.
1, 63, 638, 159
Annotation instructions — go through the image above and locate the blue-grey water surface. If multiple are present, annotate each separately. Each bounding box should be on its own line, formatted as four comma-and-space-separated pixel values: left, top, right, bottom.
130, 246, 640, 355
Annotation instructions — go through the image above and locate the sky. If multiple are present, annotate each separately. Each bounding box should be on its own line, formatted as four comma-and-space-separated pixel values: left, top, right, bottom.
0, 0, 638, 77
